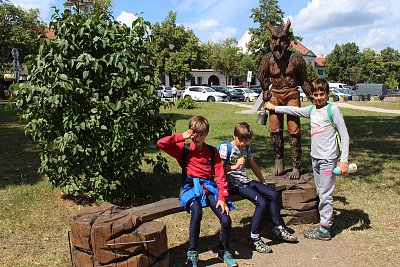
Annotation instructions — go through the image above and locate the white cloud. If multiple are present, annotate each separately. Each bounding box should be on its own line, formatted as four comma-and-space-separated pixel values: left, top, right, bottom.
10, 0, 56, 20
116, 11, 138, 27
289, 0, 400, 55
186, 19, 237, 43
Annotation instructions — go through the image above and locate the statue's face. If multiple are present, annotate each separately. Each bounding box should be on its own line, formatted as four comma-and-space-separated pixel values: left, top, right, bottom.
268, 19, 292, 60
269, 29, 290, 60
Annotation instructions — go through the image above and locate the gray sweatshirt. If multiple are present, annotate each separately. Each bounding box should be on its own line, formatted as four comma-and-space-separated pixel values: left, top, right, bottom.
275, 104, 349, 162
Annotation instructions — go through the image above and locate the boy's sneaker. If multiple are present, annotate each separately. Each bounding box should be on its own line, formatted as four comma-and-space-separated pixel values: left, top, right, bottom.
248, 237, 273, 253
303, 227, 331, 241
186, 250, 198, 267
271, 227, 298, 242
217, 249, 238, 267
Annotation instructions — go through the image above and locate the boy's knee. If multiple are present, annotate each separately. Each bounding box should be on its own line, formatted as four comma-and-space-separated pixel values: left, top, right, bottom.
220, 216, 232, 229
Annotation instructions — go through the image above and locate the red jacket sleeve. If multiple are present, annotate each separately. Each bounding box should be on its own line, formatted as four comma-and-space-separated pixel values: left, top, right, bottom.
212, 147, 229, 201
156, 134, 185, 165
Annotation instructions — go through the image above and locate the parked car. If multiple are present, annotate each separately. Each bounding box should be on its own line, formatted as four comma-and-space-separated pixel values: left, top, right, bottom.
233, 87, 259, 102
211, 86, 245, 101
183, 86, 228, 102
157, 86, 172, 98
340, 88, 355, 100
248, 85, 262, 94
329, 87, 348, 100
298, 87, 307, 100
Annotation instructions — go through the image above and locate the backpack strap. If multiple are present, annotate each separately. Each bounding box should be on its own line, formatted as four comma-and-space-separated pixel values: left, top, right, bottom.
181, 143, 215, 186
327, 103, 342, 151
181, 143, 190, 186
207, 144, 215, 175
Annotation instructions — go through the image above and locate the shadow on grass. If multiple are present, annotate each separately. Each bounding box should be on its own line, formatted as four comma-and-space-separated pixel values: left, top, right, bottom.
332, 195, 372, 237
0, 106, 41, 189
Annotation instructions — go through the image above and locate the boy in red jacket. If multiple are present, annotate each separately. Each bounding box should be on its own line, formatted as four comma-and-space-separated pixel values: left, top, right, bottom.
157, 116, 237, 267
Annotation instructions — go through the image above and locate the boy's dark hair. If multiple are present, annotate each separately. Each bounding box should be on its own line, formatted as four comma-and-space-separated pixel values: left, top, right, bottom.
189, 116, 209, 134
311, 78, 330, 94
234, 122, 253, 140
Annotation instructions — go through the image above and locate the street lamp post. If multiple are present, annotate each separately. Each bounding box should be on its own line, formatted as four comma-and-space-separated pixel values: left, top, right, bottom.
64, 0, 93, 14
11, 48, 19, 84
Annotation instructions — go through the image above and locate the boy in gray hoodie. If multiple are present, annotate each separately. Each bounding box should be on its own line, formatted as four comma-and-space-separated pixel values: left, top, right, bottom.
266, 78, 350, 240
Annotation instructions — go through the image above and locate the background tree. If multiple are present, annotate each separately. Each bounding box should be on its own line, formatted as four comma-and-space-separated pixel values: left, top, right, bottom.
325, 42, 361, 84
209, 38, 243, 85
248, 0, 284, 63
239, 54, 258, 82
12, 3, 173, 200
306, 62, 319, 83
151, 11, 202, 86
380, 47, 400, 88
0, 0, 45, 85
359, 48, 385, 83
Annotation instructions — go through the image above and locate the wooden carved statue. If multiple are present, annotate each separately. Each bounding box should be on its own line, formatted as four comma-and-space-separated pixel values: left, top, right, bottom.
257, 19, 311, 179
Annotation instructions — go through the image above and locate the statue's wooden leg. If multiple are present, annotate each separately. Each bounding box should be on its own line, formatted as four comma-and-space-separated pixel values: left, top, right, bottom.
289, 134, 302, 179
271, 131, 285, 176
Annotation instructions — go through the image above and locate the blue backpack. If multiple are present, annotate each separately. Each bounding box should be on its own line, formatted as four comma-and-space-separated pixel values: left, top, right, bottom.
309, 103, 342, 151
216, 141, 233, 165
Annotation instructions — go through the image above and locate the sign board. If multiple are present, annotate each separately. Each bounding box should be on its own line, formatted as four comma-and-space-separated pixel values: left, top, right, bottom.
247, 71, 252, 82
4, 73, 14, 80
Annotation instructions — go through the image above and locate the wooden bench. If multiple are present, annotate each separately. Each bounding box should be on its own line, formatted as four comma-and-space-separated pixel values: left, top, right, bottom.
70, 174, 318, 266
127, 195, 245, 223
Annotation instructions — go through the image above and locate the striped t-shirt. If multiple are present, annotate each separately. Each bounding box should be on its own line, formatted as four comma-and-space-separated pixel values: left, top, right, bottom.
218, 142, 252, 188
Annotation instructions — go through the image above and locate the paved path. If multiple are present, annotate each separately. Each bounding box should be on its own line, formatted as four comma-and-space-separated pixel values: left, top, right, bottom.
222, 101, 400, 115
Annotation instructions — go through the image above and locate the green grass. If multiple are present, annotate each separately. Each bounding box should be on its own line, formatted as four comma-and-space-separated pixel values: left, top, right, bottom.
0, 102, 399, 266
345, 101, 400, 110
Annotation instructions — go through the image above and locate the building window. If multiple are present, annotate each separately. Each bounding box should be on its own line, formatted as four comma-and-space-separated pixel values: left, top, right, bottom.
197, 77, 203, 85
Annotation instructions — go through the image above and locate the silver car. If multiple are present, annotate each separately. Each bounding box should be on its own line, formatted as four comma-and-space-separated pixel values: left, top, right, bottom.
157, 86, 173, 98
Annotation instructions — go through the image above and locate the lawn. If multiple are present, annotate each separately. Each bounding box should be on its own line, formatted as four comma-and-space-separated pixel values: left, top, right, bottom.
346, 101, 400, 110
0, 102, 399, 266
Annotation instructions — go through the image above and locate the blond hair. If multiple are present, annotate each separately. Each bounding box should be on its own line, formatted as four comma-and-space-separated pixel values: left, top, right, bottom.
188, 116, 209, 134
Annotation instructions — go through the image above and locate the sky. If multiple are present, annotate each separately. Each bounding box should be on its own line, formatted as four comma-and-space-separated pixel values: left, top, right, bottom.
10, 0, 400, 57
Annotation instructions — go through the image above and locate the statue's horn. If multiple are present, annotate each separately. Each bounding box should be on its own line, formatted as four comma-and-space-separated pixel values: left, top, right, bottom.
267, 21, 274, 33
284, 18, 291, 32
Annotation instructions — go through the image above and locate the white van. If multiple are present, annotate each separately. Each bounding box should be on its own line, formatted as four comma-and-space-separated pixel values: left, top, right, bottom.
329, 82, 347, 89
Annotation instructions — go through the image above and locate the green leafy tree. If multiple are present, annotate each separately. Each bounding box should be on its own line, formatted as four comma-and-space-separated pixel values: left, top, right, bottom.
0, 0, 45, 82
209, 38, 243, 85
239, 54, 258, 82
12, 4, 173, 200
151, 11, 202, 86
248, 0, 284, 62
359, 48, 385, 83
306, 62, 319, 83
325, 42, 361, 84
380, 47, 400, 88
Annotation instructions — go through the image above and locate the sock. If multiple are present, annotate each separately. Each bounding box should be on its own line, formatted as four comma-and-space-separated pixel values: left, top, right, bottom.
250, 233, 259, 239
319, 228, 329, 233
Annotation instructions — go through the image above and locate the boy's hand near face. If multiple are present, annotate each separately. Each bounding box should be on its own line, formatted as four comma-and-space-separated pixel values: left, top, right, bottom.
216, 200, 230, 215
265, 102, 276, 111
182, 129, 196, 139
